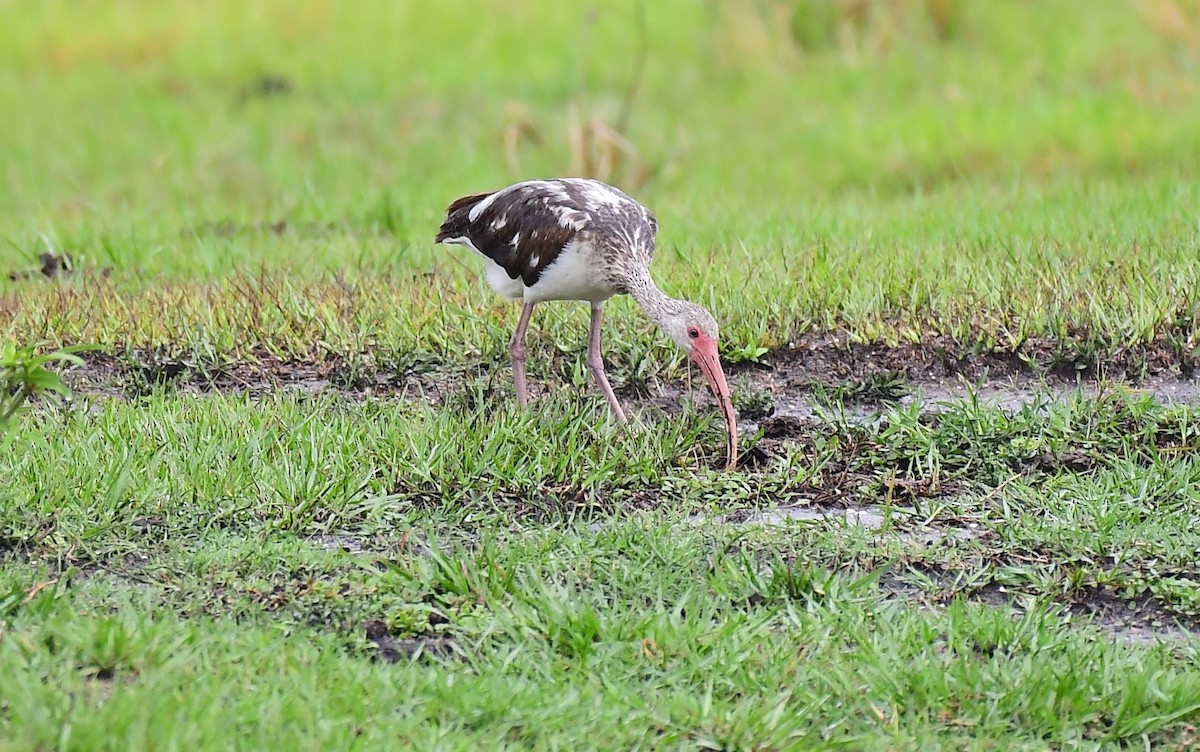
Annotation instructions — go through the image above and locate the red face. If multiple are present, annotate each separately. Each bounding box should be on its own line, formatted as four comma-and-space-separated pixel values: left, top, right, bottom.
686, 326, 738, 471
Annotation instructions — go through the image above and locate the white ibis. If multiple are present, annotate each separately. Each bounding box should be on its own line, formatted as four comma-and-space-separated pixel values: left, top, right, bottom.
436, 177, 738, 470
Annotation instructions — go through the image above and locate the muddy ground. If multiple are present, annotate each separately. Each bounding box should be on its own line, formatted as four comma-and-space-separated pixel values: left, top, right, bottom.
34, 336, 1200, 647
58, 333, 1200, 407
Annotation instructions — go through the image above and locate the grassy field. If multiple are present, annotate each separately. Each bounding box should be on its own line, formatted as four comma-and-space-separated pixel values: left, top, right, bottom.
4, 0, 1200, 749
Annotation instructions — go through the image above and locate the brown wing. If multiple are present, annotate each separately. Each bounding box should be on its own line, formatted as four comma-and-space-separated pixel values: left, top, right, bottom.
435, 181, 593, 287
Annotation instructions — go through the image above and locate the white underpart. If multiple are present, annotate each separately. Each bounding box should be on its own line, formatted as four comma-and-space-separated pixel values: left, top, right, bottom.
530, 254, 539, 267
441, 235, 611, 303
447, 178, 636, 304
523, 238, 615, 303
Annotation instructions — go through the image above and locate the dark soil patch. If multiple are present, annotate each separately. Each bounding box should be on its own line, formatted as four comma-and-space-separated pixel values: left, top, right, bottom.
363, 619, 458, 663
755, 395, 1198, 486
8, 251, 74, 280
968, 581, 1200, 644
1020, 449, 1099, 474
736, 540, 1197, 643
7, 251, 111, 282
55, 334, 1200, 413
235, 73, 294, 103
63, 350, 457, 403
749, 331, 1198, 383
757, 414, 810, 440
1067, 588, 1200, 645
897, 559, 1200, 643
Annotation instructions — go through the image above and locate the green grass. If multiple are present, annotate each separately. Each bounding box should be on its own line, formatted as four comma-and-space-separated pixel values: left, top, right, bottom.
6, 571, 1197, 750
5, 390, 1200, 748
4, 0, 1200, 748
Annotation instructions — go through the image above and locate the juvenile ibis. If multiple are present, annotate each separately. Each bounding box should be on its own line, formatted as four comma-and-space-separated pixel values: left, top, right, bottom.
436, 177, 737, 470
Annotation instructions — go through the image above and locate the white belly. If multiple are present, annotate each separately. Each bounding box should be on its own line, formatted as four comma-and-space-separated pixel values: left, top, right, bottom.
522, 240, 616, 303
447, 236, 618, 304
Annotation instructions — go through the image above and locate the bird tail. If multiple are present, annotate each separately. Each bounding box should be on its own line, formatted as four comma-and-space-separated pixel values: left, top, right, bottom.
435, 191, 492, 244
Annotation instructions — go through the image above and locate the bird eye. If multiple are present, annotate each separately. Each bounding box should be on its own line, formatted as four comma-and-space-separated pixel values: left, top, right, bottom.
688, 328, 699, 339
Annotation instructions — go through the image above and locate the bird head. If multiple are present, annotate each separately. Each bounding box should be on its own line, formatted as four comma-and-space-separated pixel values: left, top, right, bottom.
661, 302, 739, 470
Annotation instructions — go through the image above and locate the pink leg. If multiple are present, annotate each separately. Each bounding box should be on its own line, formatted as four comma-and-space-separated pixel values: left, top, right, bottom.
587, 303, 628, 423
509, 301, 536, 407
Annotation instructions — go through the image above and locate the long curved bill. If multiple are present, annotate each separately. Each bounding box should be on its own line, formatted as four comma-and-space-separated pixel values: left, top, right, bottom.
690, 338, 738, 471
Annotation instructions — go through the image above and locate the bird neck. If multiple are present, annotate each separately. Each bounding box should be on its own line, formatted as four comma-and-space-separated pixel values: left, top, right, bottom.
627, 275, 682, 329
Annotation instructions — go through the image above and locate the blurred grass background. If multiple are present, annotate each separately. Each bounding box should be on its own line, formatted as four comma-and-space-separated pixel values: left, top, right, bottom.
1, 0, 1199, 362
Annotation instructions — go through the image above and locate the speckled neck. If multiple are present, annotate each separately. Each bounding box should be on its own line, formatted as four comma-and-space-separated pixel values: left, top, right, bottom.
628, 274, 683, 330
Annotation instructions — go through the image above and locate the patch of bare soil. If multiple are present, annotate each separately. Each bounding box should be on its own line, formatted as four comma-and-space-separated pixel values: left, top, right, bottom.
889, 556, 1200, 645
62, 351, 458, 404
57, 334, 1200, 415
1070, 590, 1200, 646
757, 332, 1197, 382
235, 73, 294, 102
363, 619, 458, 663
966, 582, 1200, 645
6, 250, 112, 281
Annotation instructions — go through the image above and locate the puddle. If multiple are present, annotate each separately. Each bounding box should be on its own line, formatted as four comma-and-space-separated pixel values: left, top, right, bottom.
736, 373, 1200, 435
904, 376, 1200, 412
1101, 621, 1198, 646
687, 503, 981, 545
